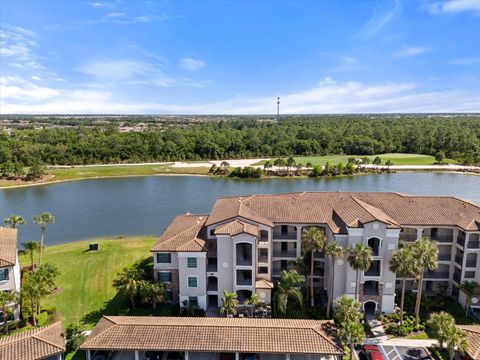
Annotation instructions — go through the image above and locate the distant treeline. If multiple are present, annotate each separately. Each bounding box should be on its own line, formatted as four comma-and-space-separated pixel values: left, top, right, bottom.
1, 116, 480, 166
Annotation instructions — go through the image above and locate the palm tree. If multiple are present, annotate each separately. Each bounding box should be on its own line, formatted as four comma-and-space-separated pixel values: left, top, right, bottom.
324, 242, 344, 318
245, 293, 261, 307
389, 244, 419, 324
220, 290, 239, 316
301, 227, 326, 306
411, 237, 439, 325
3, 215, 25, 228
139, 281, 165, 310
21, 241, 41, 271
112, 266, 145, 310
33, 212, 55, 266
347, 243, 373, 302
0, 291, 19, 334
274, 269, 305, 317
428, 311, 455, 348
459, 280, 479, 317
334, 296, 364, 360
445, 326, 469, 360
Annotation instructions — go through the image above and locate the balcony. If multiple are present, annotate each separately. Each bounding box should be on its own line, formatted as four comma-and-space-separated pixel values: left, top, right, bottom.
236, 243, 253, 267
466, 260, 477, 268
273, 233, 297, 240
207, 277, 218, 292
273, 225, 297, 240
438, 253, 452, 261
431, 235, 454, 243
207, 259, 218, 273
368, 238, 380, 257
424, 271, 450, 279
364, 261, 381, 277
453, 272, 461, 283
273, 249, 297, 258
236, 270, 253, 286
457, 237, 466, 247
399, 234, 417, 242
364, 281, 379, 296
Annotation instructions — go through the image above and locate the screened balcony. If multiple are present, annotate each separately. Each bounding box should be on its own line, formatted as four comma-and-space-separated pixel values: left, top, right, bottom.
236, 243, 253, 266
236, 270, 253, 286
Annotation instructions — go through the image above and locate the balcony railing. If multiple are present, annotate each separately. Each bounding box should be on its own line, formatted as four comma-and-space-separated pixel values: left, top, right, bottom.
457, 238, 466, 247
273, 250, 297, 258
438, 253, 452, 261
236, 258, 253, 266
399, 235, 417, 242
236, 278, 253, 286
468, 241, 480, 249
258, 255, 268, 264
430, 235, 454, 243
364, 269, 381, 277
207, 263, 218, 272
424, 272, 450, 279
466, 260, 477, 268
364, 287, 379, 296
273, 233, 297, 240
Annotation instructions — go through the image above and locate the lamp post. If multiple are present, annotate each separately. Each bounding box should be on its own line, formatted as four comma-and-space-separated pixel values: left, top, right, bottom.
276, 97, 280, 121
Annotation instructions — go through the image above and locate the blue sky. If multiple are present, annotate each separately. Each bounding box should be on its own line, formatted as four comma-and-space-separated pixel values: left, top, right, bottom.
1, 0, 479, 114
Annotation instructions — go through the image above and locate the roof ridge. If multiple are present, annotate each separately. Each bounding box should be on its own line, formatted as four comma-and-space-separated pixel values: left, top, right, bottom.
158, 220, 204, 247
311, 322, 343, 351
31, 323, 64, 351
82, 316, 118, 346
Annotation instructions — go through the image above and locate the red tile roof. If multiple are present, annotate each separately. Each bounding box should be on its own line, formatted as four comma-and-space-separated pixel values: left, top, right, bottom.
215, 219, 259, 237
0, 227, 17, 268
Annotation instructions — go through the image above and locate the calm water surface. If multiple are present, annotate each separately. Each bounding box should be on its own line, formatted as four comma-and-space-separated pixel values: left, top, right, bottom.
1, 173, 479, 245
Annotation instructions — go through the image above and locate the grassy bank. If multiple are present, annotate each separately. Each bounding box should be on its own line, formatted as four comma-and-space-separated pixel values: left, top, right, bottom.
19, 236, 156, 328
0, 164, 210, 188
253, 153, 456, 166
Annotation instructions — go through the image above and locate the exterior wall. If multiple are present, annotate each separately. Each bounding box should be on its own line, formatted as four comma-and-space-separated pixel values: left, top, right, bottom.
178, 252, 207, 310
0, 256, 21, 322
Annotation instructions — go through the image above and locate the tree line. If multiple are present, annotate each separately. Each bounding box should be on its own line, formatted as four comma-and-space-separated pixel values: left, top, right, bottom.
1, 116, 479, 168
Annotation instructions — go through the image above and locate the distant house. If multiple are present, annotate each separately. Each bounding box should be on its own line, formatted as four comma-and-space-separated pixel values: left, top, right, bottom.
458, 325, 480, 360
0, 321, 65, 360
81, 316, 344, 360
0, 227, 21, 324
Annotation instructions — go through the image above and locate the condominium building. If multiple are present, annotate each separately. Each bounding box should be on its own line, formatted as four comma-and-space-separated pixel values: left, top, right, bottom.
0, 227, 21, 324
151, 192, 480, 314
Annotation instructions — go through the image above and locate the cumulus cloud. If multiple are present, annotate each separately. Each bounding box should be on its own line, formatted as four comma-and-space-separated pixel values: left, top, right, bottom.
0, 25, 41, 68
2, 76, 479, 114
179, 57, 206, 71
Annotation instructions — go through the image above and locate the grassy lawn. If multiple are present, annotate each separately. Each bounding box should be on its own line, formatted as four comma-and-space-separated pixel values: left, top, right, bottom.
19, 236, 156, 328
0, 164, 210, 188
253, 153, 456, 166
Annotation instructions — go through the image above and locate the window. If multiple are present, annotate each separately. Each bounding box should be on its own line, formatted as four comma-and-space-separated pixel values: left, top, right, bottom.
187, 257, 197, 268
188, 296, 198, 307
465, 271, 476, 279
156, 253, 171, 264
281, 225, 288, 234
188, 276, 197, 287
0, 269, 8, 281
258, 266, 268, 274
158, 271, 172, 283
210, 229, 215, 236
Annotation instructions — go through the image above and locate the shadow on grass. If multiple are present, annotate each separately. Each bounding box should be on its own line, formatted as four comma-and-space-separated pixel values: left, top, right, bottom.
82, 292, 129, 326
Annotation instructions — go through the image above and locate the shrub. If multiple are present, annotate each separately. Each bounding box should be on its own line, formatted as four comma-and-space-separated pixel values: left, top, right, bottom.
65, 323, 86, 353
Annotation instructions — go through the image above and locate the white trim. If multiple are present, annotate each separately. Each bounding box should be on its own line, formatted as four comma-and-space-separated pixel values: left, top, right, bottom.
177, 252, 206, 258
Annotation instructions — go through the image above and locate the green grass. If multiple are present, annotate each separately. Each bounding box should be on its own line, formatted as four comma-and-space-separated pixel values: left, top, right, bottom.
253, 153, 457, 166
19, 236, 156, 328
0, 164, 210, 188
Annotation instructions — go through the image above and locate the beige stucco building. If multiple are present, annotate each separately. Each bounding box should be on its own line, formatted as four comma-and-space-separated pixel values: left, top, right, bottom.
151, 192, 480, 314
0, 227, 21, 324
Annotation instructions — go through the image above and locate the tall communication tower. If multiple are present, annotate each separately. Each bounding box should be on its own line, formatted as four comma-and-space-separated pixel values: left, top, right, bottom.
276, 97, 280, 121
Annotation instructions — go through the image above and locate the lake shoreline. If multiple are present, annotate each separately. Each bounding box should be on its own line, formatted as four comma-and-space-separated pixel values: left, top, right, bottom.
1, 167, 480, 190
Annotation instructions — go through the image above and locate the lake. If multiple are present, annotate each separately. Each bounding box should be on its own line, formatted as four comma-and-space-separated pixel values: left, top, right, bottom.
1, 173, 479, 246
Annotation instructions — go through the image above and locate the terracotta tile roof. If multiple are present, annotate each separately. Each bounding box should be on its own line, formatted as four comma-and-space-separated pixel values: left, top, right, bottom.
81, 316, 343, 355
215, 219, 259, 237
255, 278, 274, 289
0, 322, 65, 360
151, 214, 208, 252
204, 192, 480, 233
0, 227, 18, 268
458, 325, 480, 360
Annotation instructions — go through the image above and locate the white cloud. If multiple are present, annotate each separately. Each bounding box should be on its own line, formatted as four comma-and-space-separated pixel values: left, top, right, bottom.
394, 46, 430, 58
426, 0, 480, 14
341, 56, 359, 64
447, 57, 480, 65
179, 57, 206, 71
2, 76, 479, 114
77, 58, 204, 87
356, 0, 401, 39
105, 12, 125, 18
0, 26, 42, 69
31, 75, 42, 81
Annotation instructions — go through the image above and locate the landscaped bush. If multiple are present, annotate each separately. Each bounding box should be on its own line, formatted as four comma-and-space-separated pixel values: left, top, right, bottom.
305, 307, 327, 320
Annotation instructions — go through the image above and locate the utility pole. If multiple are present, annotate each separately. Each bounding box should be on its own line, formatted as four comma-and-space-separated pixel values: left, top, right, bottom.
276, 97, 280, 121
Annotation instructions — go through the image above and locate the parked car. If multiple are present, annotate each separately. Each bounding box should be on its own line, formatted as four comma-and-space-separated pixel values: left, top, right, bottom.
360, 345, 384, 360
